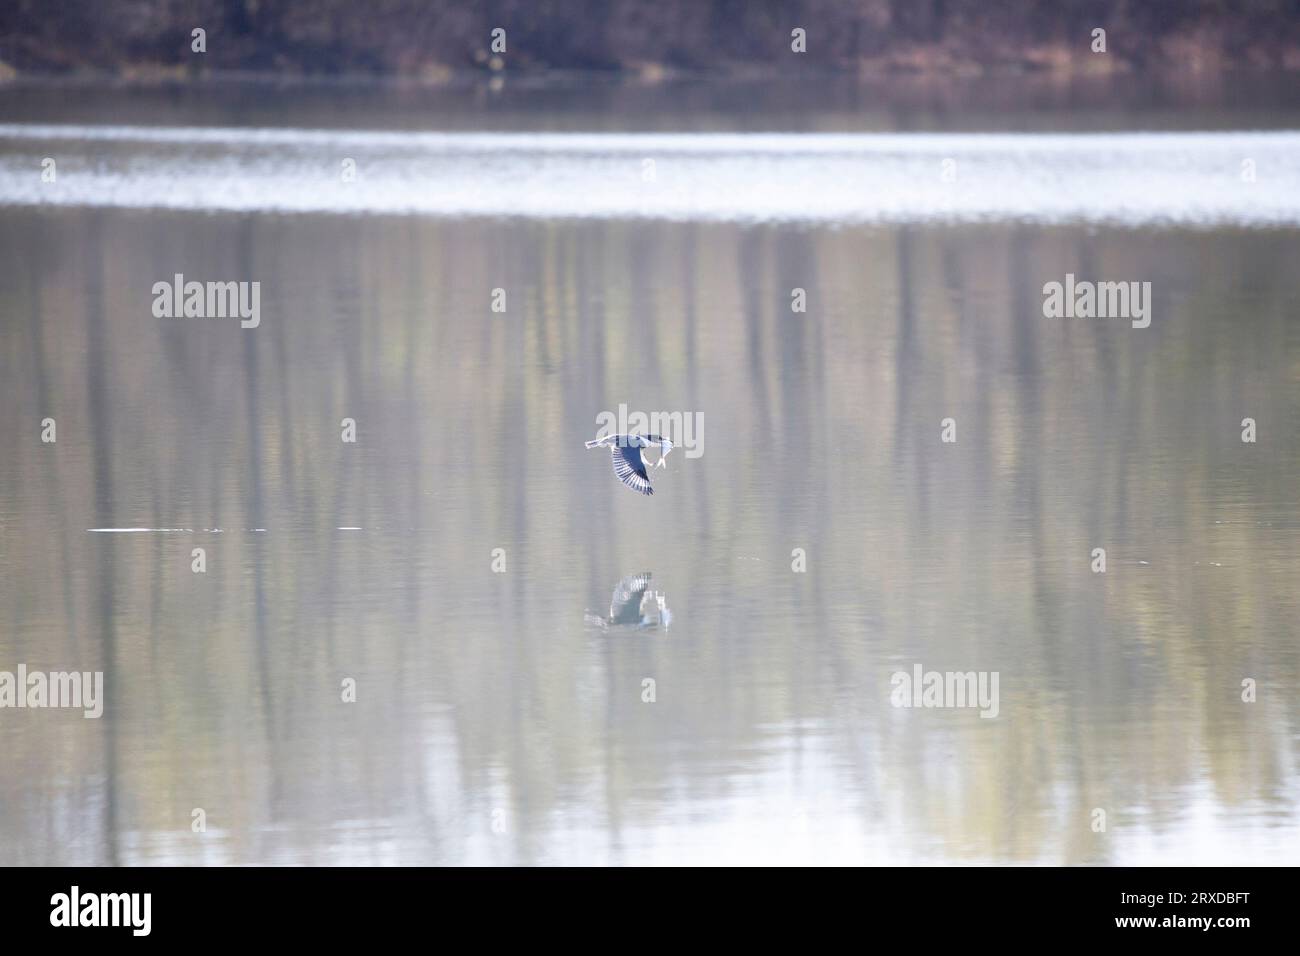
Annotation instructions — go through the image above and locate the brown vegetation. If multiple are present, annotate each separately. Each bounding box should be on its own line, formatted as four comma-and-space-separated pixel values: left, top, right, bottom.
2, 1, 1299, 81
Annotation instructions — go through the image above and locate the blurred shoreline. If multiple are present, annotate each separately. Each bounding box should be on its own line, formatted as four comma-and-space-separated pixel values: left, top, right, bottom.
2, 1, 1299, 84
4, 57, 1300, 89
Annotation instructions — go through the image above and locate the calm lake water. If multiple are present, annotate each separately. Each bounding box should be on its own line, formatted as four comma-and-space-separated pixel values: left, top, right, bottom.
1, 77, 1298, 864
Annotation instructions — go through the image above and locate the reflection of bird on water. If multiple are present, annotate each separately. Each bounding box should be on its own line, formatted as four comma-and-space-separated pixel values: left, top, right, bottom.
584, 433, 673, 496
584, 572, 672, 631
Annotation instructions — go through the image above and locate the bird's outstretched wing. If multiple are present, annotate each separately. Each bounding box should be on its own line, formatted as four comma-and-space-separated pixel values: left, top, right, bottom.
610, 443, 653, 495
609, 573, 652, 624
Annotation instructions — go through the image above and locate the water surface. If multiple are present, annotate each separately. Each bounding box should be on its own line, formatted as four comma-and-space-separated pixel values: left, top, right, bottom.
1, 80, 1298, 865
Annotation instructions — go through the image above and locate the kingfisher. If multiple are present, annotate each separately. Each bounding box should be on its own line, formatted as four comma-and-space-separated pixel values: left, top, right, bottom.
584, 433, 673, 496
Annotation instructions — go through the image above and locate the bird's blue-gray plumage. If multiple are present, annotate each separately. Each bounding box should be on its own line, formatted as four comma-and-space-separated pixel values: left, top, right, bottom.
584, 433, 673, 496
609, 442, 653, 495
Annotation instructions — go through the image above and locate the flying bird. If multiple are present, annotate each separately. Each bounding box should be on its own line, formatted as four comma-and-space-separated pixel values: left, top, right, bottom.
584, 433, 673, 495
